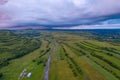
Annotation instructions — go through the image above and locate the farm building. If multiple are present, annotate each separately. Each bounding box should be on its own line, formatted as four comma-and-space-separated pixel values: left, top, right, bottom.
27, 72, 32, 78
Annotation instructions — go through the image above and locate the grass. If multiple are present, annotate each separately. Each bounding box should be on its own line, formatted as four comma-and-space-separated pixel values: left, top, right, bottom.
63, 44, 107, 80
0, 40, 50, 80
49, 42, 76, 80
0, 30, 120, 80
82, 56, 118, 80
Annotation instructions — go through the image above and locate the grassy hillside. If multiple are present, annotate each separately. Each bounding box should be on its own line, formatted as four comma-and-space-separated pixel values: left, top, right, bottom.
0, 30, 41, 68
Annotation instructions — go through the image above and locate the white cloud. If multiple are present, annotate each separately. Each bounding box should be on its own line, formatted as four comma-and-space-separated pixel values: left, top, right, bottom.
72, 0, 87, 7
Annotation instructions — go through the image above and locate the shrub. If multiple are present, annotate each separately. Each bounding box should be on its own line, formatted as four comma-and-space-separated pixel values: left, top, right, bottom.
0, 73, 3, 78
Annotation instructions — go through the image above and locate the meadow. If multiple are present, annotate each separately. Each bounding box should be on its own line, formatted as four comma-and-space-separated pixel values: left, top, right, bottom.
0, 29, 120, 80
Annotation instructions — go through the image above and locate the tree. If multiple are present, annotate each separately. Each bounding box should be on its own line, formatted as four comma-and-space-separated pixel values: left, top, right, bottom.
0, 73, 3, 78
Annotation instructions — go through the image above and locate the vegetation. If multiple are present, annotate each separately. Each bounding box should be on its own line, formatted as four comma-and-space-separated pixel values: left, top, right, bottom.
0, 30, 41, 68
0, 73, 3, 78
0, 29, 120, 80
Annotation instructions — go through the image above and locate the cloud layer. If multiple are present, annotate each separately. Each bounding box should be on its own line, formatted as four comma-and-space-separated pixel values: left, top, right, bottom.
0, 0, 120, 29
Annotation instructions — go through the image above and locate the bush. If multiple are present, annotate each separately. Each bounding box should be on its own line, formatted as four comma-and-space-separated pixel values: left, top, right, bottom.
0, 73, 3, 78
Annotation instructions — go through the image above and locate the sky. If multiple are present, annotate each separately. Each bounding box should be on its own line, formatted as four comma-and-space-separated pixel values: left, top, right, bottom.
0, 0, 120, 29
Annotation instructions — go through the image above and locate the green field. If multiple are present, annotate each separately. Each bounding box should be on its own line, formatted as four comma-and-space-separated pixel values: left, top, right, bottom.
0, 30, 120, 80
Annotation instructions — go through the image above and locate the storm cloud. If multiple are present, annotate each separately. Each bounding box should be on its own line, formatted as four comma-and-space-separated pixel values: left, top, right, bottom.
0, 0, 120, 29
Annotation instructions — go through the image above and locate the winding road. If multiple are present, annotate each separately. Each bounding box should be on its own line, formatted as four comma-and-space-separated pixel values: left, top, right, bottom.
44, 43, 55, 80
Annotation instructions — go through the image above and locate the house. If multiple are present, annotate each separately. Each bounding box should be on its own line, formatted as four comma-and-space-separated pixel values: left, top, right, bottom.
27, 72, 32, 78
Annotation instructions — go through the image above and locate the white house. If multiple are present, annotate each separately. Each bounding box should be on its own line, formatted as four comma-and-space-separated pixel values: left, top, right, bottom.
27, 72, 32, 78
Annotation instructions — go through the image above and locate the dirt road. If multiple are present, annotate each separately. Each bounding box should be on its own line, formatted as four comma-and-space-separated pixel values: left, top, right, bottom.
44, 43, 55, 80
